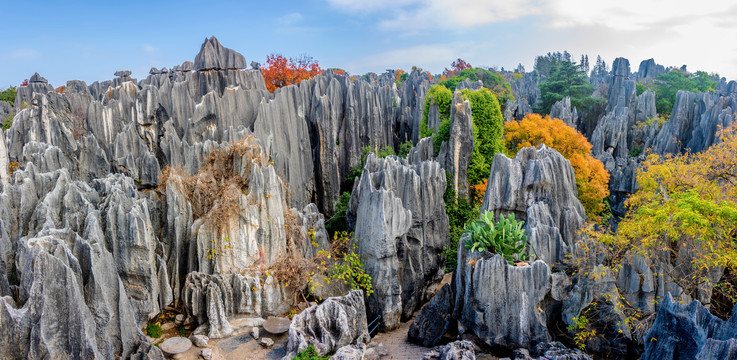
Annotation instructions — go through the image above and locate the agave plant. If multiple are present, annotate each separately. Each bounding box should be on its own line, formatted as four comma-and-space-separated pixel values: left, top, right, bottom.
464, 212, 528, 264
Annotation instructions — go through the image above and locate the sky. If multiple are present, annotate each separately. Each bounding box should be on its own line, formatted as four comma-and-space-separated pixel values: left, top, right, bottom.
1, 0, 736, 88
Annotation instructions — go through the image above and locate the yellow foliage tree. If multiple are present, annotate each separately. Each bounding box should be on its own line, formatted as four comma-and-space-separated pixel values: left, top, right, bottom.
503, 114, 610, 222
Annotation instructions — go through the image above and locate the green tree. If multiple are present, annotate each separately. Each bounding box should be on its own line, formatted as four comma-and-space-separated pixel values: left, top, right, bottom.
461, 88, 504, 182
421, 85, 453, 138
0, 87, 16, 105
646, 70, 718, 115
538, 60, 595, 114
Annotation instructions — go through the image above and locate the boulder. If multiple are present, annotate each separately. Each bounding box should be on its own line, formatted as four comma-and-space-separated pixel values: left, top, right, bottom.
408, 283, 454, 347
331, 343, 366, 360
284, 290, 369, 358
421, 340, 475, 360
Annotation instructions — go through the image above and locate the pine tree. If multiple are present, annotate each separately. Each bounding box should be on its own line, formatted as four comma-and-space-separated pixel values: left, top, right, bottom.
538, 60, 595, 113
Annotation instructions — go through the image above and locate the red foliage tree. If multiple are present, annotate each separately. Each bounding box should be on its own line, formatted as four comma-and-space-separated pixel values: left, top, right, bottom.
55, 86, 66, 94
443, 58, 472, 77
260, 54, 322, 92
20, 79, 28, 86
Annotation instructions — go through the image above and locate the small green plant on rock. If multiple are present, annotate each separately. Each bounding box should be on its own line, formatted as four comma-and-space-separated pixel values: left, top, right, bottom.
145, 323, 163, 338
464, 212, 528, 264
294, 345, 330, 360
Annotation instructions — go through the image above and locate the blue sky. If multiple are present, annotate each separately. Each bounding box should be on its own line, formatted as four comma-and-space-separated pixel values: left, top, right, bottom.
2, 0, 736, 88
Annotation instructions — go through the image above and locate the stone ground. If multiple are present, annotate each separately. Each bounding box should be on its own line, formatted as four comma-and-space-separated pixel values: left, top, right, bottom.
151, 276, 498, 359
153, 317, 501, 360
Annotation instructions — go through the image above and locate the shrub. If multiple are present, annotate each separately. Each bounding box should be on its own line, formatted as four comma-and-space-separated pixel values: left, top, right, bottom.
2, 114, 13, 131
0, 87, 16, 105
464, 212, 528, 265
440, 67, 514, 104
326, 232, 373, 297
504, 114, 610, 222
398, 140, 413, 158
421, 85, 453, 138
650, 70, 717, 115
325, 192, 351, 235
294, 345, 330, 360
443, 185, 480, 272
145, 323, 163, 338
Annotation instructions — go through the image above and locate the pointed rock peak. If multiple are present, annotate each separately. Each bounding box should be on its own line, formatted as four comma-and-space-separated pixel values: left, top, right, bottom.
29, 72, 48, 84
611, 57, 631, 78
194, 36, 246, 71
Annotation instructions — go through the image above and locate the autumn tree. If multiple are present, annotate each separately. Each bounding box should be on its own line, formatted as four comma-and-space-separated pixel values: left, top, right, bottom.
584, 124, 737, 311
260, 54, 322, 92
504, 114, 610, 222
443, 58, 472, 78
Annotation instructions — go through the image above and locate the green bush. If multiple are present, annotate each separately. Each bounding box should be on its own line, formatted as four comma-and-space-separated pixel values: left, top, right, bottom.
2, 114, 13, 131
464, 212, 528, 265
398, 140, 413, 158
0, 87, 16, 105
325, 192, 351, 235
443, 185, 480, 272
440, 68, 514, 104
461, 88, 504, 185
145, 323, 163, 338
421, 85, 453, 139
649, 70, 717, 115
294, 345, 330, 360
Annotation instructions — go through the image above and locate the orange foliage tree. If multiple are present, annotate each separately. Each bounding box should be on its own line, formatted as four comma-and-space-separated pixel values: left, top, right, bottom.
504, 114, 610, 222
260, 54, 322, 92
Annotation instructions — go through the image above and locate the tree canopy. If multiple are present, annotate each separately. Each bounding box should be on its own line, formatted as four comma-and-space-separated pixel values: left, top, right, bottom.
260, 54, 322, 92
440, 67, 514, 105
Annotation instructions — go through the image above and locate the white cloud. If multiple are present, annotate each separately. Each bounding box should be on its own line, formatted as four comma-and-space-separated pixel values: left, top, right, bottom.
346, 42, 478, 74
2, 48, 41, 60
327, 0, 737, 79
277, 12, 304, 25
143, 44, 157, 54
326, 0, 423, 13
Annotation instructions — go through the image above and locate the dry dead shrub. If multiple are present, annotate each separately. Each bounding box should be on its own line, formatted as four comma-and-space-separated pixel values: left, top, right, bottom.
161, 136, 272, 228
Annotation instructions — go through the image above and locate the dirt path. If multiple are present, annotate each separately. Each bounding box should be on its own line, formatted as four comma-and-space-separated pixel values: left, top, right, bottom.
371, 321, 432, 359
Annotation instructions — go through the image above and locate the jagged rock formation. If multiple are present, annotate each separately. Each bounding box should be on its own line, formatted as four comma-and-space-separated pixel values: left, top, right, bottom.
504, 72, 538, 122
481, 145, 586, 265
194, 36, 247, 71
642, 294, 737, 360
284, 290, 369, 358
347, 153, 449, 330
445, 91, 474, 201
456, 78, 483, 91
549, 96, 578, 127
454, 251, 551, 350
636, 58, 666, 80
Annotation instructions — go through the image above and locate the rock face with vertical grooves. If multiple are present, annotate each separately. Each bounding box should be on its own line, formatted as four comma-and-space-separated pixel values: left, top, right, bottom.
408, 283, 454, 347
454, 250, 552, 350
284, 290, 369, 358
347, 153, 449, 330
480, 145, 586, 265
446, 91, 473, 201
194, 36, 247, 71
642, 294, 737, 360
